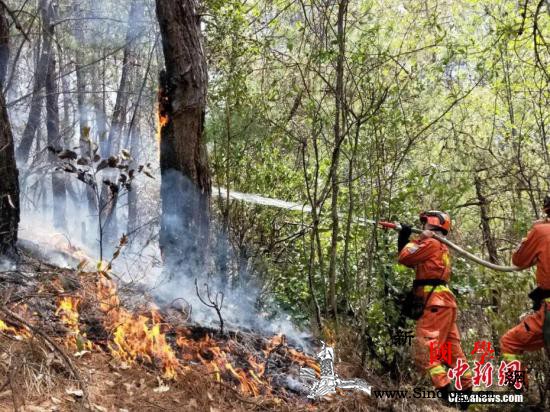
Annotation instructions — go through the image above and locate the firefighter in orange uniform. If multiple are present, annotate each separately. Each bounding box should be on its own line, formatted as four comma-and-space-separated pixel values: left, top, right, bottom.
398, 211, 472, 403
499, 195, 550, 383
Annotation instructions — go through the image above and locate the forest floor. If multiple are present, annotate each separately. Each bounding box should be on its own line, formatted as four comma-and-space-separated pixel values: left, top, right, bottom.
0, 246, 469, 412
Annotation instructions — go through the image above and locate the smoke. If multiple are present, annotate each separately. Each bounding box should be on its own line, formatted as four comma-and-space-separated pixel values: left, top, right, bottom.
15, 166, 310, 347
71, 0, 152, 50
155, 169, 310, 347
0, 257, 15, 272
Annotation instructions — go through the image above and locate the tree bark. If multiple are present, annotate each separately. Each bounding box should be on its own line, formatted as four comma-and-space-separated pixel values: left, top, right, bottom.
99, 1, 142, 249
474, 174, 499, 264
72, 1, 97, 226
156, 0, 211, 272
127, 121, 140, 235
0, 3, 19, 257
328, 0, 348, 321
42, 0, 66, 230
106, 1, 140, 156
15, 6, 50, 165
0, 3, 8, 84
93, 59, 108, 158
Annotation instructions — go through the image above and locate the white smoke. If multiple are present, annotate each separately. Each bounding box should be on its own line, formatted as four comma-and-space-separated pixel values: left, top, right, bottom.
0, 257, 15, 272
155, 169, 310, 347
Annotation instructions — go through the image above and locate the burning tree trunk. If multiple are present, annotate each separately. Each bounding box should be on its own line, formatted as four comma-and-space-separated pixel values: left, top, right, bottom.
0, 3, 20, 257
43, 0, 66, 230
156, 0, 211, 271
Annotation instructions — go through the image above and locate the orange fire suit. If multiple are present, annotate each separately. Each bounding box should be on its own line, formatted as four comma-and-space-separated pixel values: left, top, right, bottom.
399, 237, 472, 390
500, 221, 550, 371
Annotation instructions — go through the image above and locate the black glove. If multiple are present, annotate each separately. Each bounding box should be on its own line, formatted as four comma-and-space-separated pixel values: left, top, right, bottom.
397, 223, 412, 253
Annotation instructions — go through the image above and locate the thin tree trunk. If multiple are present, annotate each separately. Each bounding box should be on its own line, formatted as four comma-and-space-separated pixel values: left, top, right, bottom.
73, 2, 96, 229
127, 122, 140, 234
0, 3, 8, 84
0, 3, 19, 257
474, 174, 499, 264
93, 59, 108, 157
15, 10, 49, 165
100, 1, 142, 249
342, 121, 360, 307
328, 0, 348, 321
107, 1, 141, 156
156, 0, 211, 273
42, 0, 66, 230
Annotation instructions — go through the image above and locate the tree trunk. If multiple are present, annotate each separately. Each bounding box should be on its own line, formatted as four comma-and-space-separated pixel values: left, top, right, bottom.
474, 173, 501, 328
99, 1, 142, 249
0, 3, 19, 257
127, 123, 139, 234
107, 0, 139, 156
73, 2, 97, 229
42, 0, 66, 230
328, 0, 348, 321
474, 174, 499, 264
156, 0, 211, 272
15, 8, 50, 165
0, 3, 8, 84
93, 59, 108, 158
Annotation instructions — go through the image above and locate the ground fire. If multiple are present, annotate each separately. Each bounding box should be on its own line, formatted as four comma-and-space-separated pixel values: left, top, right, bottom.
0, 253, 330, 410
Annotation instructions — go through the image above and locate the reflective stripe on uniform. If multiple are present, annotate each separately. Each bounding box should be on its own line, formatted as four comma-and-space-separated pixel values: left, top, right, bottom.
423, 285, 453, 294
502, 353, 521, 361
545, 297, 550, 303
428, 365, 446, 376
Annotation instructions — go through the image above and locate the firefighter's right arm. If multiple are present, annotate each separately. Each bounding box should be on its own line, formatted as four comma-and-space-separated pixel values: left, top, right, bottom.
512, 227, 539, 268
398, 238, 438, 267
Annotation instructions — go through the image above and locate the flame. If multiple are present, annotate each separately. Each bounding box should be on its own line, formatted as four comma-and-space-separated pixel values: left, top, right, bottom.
56, 296, 80, 329
264, 334, 319, 374
174, 331, 319, 397
156, 86, 169, 147
0, 319, 30, 340
176, 332, 263, 396
156, 110, 169, 145
55, 296, 92, 350
97, 275, 179, 379
4, 269, 320, 397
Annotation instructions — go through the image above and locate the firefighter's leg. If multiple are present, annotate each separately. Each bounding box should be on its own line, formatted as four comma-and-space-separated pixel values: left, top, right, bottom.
500, 304, 546, 388
414, 305, 454, 389
446, 322, 473, 390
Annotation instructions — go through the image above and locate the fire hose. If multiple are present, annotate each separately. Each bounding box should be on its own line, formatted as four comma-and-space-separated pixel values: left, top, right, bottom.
213, 188, 521, 273
377, 221, 520, 272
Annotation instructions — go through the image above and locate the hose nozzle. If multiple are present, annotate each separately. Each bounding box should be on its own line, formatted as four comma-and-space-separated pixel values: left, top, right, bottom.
378, 221, 402, 231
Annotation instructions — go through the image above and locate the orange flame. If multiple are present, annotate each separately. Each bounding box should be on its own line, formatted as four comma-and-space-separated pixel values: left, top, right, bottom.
156, 86, 169, 148
97, 275, 179, 379
55, 296, 92, 350
174, 331, 319, 397
0, 319, 29, 339
156, 111, 169, 144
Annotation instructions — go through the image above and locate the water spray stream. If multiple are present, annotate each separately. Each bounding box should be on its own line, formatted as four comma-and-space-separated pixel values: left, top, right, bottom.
213, 188, 520, 272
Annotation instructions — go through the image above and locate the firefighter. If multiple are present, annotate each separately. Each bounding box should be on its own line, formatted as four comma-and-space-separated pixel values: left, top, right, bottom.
398, 211, 472, 405
499, 195, 550, 387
